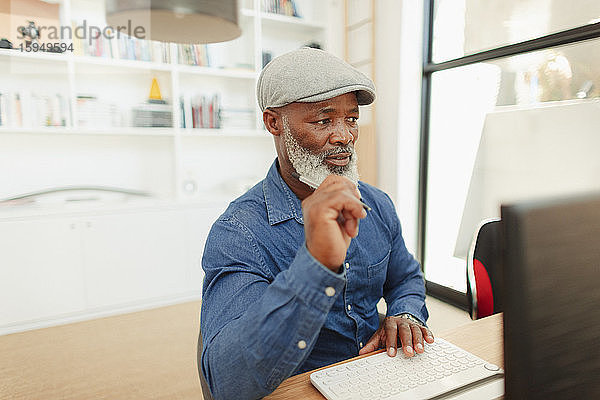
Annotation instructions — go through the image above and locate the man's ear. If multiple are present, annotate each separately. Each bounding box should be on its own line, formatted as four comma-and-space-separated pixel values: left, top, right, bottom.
263, 109, 282, 136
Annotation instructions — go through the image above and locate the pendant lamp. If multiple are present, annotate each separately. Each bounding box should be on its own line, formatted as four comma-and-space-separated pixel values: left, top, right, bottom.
105, 0, 241, 44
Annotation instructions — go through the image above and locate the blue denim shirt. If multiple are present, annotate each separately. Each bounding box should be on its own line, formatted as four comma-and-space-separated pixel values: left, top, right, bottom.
200, 160, 428, 400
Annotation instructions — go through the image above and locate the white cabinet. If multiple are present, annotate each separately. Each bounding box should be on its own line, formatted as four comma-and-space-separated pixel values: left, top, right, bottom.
81, 210, 188, 308
0, 202, 226, 334
0, 217, 86, 327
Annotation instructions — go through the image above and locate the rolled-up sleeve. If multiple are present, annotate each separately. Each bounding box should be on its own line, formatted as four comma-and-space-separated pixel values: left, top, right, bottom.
200, 215, 346, 400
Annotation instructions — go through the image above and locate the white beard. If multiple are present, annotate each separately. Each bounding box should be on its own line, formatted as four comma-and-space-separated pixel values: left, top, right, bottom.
282, 117, 359, 186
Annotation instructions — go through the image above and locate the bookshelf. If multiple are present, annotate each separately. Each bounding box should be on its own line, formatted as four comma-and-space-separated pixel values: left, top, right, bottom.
0, 0, 342, 203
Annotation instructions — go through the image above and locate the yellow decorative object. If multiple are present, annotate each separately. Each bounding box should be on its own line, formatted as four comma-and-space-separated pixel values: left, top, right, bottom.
149, 78, 163, 101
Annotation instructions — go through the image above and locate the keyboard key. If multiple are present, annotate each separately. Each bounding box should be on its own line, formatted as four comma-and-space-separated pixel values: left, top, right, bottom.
366, 356, 385, 365
330, 385, 349, 395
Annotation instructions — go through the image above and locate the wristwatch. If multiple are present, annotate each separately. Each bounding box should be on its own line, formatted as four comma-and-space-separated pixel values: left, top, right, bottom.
398, 313, 423, 326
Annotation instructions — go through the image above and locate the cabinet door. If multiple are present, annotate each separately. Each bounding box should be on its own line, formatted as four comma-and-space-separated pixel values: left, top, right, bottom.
0, 218, 86, 328
81, 210, 188, 308
183, 204, 227, 293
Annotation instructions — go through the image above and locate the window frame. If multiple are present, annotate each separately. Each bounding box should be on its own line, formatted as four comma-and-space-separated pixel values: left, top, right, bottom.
418, 0, 600, 309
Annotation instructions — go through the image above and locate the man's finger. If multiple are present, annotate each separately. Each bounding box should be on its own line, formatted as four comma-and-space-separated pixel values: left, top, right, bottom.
397, 322, 414, 357
384, 319, 398, 357
421, 326, 434, 344
318, 176, 358, 195
321, 190, 366, 220
340, 193, 367, 220
358, 332, 381, 355
410, 323, 424, 354
342, 209, 359, 237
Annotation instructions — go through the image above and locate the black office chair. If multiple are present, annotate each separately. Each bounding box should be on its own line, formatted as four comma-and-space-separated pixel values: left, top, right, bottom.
466, 218, 503, 320
197, 329, 214, 400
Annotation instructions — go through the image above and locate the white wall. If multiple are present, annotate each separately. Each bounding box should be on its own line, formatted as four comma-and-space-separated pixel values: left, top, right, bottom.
326, 0, 346, 58
375, 0, 423, 254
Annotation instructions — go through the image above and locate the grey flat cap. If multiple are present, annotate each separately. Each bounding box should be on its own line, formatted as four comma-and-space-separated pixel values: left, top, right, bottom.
257, 47, 376, 111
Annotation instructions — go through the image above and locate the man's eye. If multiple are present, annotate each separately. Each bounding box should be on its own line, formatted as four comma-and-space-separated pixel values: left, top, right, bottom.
316, 119, 330, 125
348, 117, 358, 123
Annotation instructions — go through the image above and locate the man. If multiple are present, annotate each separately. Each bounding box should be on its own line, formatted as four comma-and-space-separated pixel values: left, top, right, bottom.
199, 47, 433, 400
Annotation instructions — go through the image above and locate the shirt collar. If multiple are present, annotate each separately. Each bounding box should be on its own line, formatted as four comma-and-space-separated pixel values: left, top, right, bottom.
263, 159, 304, 225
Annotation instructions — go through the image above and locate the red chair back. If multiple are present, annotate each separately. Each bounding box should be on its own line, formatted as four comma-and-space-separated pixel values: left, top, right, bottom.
466, 219, 503, 319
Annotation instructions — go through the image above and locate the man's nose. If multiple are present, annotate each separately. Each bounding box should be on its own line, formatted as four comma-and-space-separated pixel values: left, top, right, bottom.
330, 122, 354, 145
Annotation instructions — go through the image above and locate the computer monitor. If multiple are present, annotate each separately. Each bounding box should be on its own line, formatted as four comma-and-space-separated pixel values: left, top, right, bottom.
501, 192, 600, 399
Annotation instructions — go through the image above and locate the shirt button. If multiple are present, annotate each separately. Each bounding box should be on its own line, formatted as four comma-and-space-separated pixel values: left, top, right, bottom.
325, 287, 336, 297
347, 304, 352, 311
345, 262, 350, 270
297, 340, 307, 349
360, 342, 363, 347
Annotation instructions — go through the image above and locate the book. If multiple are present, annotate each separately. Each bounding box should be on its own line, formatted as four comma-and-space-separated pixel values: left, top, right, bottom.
262, 0, 301, 17
177, 43, 211, 66
70, 21, 171, 63
77, 95, 120, 128
180, 93, 224, 129
0, 91, 68, 128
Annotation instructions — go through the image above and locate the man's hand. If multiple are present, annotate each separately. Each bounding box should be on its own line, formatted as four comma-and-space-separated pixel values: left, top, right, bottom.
358, 315, 434, 357
302, 175, 367, 271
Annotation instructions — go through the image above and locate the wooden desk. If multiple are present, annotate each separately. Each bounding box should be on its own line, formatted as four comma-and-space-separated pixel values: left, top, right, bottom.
266, 313, 504, 400
0, 302, 502, 400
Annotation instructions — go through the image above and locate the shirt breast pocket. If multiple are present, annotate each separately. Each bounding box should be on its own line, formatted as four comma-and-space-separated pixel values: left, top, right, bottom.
367, 249, 391, 296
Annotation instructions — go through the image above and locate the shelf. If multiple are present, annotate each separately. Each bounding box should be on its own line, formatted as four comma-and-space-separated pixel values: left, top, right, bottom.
0, 127, 271, 137
73, 55, 172, 71
261, 12, 325, 30
0, 49, 171, 71
0, 127, 74, 135
240, 8, 257, 18
0, 48, 69, 62
179, 128, 268, 137
174, 64, 256, 79
0, 49, 254, 78
0, 127, 175, 136
241, 9, 326, 30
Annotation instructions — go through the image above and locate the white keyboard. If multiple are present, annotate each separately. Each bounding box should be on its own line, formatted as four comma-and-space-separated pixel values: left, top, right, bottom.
310, 338, 503, 400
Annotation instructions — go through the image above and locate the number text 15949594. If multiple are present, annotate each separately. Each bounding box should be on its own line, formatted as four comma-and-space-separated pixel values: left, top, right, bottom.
18, 43, 74, 53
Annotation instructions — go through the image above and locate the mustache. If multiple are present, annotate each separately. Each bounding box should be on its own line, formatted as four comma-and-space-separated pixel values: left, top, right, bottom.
321, 145, 355, 158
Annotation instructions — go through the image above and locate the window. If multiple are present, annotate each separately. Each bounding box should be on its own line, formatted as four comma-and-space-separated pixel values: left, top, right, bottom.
419, 0, 600, 306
